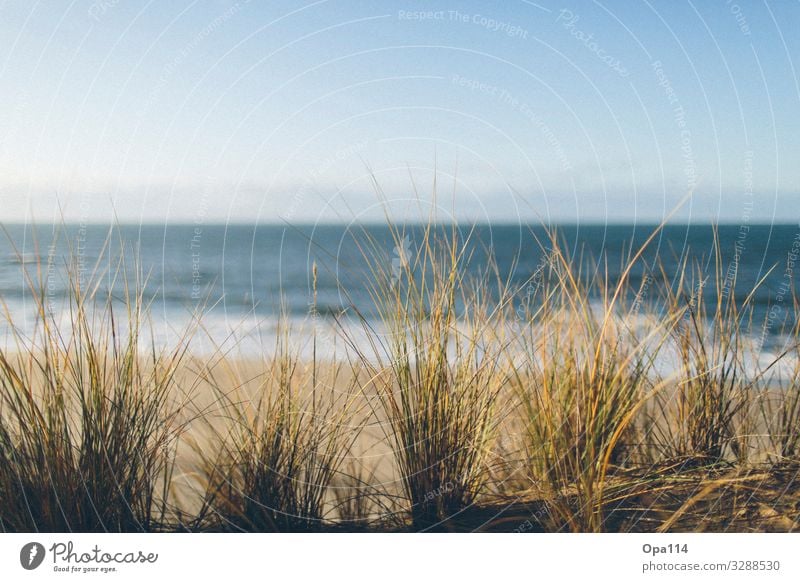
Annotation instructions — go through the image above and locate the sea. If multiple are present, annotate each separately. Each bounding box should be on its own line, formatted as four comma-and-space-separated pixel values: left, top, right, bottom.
0, 223, 797, 361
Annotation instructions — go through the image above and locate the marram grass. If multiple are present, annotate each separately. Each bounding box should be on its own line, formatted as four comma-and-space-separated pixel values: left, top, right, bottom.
0, 224, 798, 532
0, 250, 188, 532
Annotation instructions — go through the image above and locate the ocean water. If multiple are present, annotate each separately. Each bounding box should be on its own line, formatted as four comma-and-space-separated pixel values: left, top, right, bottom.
0, 223, 797, 358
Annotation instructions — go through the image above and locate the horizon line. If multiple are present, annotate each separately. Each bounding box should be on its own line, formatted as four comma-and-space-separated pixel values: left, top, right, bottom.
2, 220, 798, 227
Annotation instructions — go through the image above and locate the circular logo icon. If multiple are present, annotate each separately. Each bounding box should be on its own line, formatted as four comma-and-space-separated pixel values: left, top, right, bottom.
20, 542, 46, 570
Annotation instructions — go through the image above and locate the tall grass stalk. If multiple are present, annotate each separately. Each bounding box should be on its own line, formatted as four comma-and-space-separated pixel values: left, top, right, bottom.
343, 219, 512, 530
762, 315, 800, 467
196, 322, 363, 531
650, 239, 768, 465
512, 236, 677, 532
0, 236, 188, 532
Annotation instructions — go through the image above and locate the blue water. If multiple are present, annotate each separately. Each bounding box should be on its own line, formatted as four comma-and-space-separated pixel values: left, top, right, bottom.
0, 223, 797, 353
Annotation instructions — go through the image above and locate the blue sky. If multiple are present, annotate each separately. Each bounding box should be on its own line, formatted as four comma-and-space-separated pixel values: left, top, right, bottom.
0, 0, 798, 223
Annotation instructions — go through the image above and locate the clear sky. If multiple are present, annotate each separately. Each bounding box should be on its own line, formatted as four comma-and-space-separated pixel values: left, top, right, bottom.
0, 0, 798, 224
